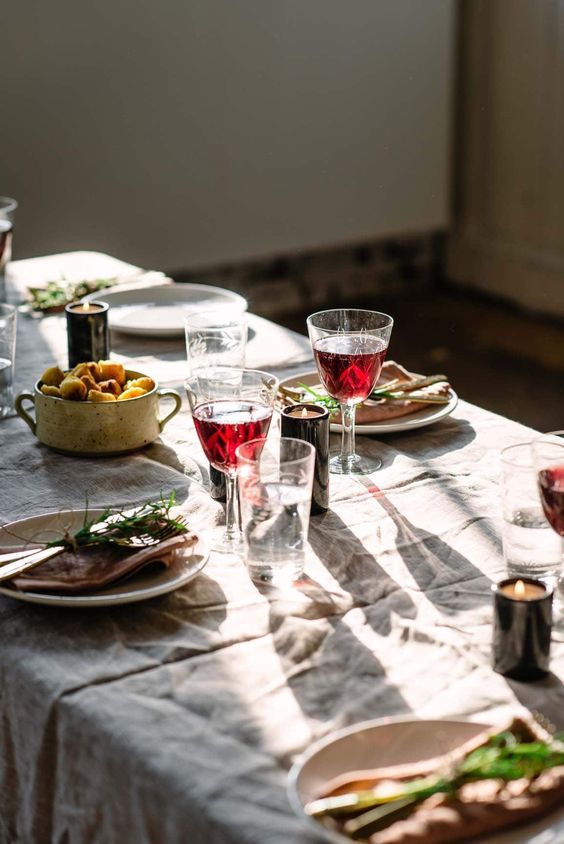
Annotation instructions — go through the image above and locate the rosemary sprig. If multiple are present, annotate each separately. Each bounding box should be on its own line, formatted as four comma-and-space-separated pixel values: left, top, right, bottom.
26, 277, 116, 313
47, 491, 188, 551
308, 729, 564, 840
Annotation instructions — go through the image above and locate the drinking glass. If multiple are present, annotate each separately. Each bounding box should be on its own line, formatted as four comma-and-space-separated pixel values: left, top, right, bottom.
306, 308, 393, 475
184, 310, 247, 374
0, 304, 17, 418
532, 434, 564, 540
184, 367, 279, 553
237, 437, 315, 585
0, 197, 17, 302
500, 443, 562, 580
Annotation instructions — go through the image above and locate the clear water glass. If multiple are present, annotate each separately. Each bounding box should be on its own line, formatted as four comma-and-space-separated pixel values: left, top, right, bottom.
0, 197, 17, 302
237, 437, 315, 585
185, 310, 247, 374
501, 443, 562, 580
0, 304, 17, 418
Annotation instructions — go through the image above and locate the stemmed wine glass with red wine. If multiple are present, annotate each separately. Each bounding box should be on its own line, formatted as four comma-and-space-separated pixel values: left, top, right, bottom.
307, 309, 393, 475
185, 367, 279, 552
533, 433, 564, 540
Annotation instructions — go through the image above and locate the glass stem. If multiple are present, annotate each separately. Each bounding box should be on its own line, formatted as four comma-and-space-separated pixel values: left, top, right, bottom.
224, 471, 239, 542
340, 403, 356, 464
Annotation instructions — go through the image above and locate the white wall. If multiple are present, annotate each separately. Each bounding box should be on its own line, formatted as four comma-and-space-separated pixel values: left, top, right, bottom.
2, 1, 454, 270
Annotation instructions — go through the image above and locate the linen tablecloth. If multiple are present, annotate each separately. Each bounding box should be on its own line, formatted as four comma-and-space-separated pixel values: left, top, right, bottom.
1, 253, 563, 844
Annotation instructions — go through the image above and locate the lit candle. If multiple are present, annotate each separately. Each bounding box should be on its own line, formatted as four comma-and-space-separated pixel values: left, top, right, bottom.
492, 577, 553, 681
285, 406, 325, 419
68, 302, 105, 314
281, 403, 329, 514
500, 579, 547, 601
65, 300, 110, 368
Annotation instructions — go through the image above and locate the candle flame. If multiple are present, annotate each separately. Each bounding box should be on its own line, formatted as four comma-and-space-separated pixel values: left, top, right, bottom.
301, 407, 308, 418
515, 579, 525, 597
82, 301, 90, 312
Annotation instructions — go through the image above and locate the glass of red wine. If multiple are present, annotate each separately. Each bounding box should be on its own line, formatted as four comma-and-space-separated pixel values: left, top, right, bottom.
307, 309, 393, 475
184, 367, 279, 552
533, 433, 564, 539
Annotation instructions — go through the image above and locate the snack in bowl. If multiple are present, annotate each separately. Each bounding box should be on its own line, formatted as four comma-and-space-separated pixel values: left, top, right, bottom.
15, 362, 182, 456
38, 360, 153, 402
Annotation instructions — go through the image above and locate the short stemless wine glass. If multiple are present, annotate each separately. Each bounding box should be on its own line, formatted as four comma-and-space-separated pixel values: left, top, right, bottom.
184, 310, 247, 374
307, 308, 393, 475
237, 437, 315, 585
184, 367, 279, 553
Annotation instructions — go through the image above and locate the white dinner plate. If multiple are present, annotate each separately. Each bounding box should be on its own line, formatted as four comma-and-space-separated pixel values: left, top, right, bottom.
288, 716, 564, 843
279, 371, 458, 435
0, 509, 209, 607
84, 282, 247, 338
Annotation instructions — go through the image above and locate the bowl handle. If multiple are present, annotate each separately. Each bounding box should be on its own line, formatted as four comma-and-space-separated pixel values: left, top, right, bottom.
15, 391, 37, 435
157, 389, 182, 432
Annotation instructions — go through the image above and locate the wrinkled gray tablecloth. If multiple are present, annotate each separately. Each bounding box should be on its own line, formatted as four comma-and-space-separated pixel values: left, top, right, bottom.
1, 254, 563, 844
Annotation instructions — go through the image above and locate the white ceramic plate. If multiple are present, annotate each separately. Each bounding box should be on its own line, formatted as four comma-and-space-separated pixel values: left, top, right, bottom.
84, 282, 247, 338
0, 509, 209, 607
288, 717, 564, 843
279, 371, 458, 435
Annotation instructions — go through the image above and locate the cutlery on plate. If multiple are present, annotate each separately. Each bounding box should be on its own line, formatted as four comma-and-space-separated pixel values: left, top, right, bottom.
0, 546, 66, 583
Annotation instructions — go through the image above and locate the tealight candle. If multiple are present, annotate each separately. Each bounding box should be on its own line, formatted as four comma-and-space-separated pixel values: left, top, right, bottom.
492, 577, 553, 681
65, 300, 109, 368
281, 403, 329, 514
285, 406, 325, 419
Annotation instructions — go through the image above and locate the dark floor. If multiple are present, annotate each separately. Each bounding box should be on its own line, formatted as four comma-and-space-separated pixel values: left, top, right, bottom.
277, 285, 564, 433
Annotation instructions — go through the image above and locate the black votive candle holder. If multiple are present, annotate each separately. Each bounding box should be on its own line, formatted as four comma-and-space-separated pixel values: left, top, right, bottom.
281, 403, 329, 515
209, 464, 227, 502
492, 577, 553, 681
65, 300, 109, 368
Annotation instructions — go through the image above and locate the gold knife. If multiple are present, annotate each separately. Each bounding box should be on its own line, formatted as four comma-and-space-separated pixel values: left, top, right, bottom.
0, 546, 65, 584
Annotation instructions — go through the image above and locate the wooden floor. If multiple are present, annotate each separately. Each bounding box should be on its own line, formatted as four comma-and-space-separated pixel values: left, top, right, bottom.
277, 284, 564, 433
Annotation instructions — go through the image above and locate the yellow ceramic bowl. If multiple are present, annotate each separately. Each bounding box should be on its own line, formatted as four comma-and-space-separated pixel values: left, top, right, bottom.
15, 369, 182, 456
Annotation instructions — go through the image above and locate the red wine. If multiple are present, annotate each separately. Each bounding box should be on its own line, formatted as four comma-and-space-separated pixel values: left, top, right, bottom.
193, 400, 272, 472
313, 334, 387, 403
538, 465, 564, 536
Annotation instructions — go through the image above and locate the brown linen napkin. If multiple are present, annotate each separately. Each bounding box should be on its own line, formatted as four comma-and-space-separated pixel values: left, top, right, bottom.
351, 362, 452, 425
316, 717, 564, 844
367, 769, 564, 844
11, 533, 197, 594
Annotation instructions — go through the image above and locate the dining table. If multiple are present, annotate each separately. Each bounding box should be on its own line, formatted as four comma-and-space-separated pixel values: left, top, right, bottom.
1, 251, 563, 844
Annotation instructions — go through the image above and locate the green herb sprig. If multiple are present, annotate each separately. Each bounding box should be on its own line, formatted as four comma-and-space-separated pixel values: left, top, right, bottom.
26, 277, 116, 313
307, 729, 564, 840
48, 491, 188, 551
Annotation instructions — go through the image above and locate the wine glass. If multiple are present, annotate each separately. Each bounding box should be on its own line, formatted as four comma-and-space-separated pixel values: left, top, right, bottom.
306, 309, 393, 475
184, 310, 248, 374
532, 433, 564, 539
184, 367, 279, 553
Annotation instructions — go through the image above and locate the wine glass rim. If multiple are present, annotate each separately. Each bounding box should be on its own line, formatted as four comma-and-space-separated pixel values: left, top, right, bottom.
306, 308, 393, 327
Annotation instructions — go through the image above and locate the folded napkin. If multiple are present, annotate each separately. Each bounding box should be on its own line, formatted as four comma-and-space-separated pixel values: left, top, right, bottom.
316, 717, 564, 844
11, 533, 197, 594
350, 362, 452, 425
368, 769, 564, 843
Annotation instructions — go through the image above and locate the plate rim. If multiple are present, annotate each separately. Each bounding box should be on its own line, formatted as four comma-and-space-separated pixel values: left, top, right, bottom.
287, 715, 491, 840
84, 281, 248, 337
279, 370, 458, 435
0, 508, 208, 607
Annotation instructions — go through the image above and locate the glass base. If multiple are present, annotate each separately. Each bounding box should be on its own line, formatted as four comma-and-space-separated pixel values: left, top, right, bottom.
205, 526, 243, 555
329, 451, 382, 476
247, 561, 304, 586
